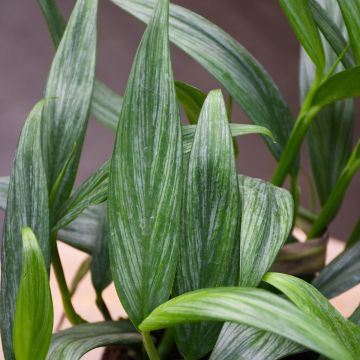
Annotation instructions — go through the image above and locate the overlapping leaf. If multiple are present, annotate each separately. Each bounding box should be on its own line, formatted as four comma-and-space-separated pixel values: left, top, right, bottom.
111, 0, 295, 165
173, 90, 240, 359
42, 0, 98, 216
13, 228, 53, 360
264, 272, 360, 359
46, 321, 142, 360
108, 0, 183, 326
139, 287, 354, 360
0, 101, 50, 360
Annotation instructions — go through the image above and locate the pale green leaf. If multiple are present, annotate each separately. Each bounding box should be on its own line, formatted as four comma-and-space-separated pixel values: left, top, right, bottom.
46, 321, 142, 360
139, 287, 354, 360
108, 0, 183, 326
0, 176, 9, 210
42, 0, 98, 216
0, 101, 50, 360
13, 228, 53, 360
173, 90, 240, 359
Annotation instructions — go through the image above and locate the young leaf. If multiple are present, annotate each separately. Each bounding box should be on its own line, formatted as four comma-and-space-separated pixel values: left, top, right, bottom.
46, 321, 142, 360
337, 0, 360, 64
111, 0, 295, 168
42, 0, 98, 217
0, 101, 50, 360
309, 0, 355, 68
173, 90, 240, 359
263, 272, 360, 359
312, 240, 360, 298
13, 228, 53, 360
279, 0, 325, 74
108, 0, 183, 326
312, 66, 360, 107
139, 287, 354, 360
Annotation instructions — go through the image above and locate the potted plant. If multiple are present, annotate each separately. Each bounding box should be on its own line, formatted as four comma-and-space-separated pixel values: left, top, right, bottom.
1, 0, 359, 359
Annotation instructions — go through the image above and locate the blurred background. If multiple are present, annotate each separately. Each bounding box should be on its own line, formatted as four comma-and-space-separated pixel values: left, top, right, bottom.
0, 0, 359, 239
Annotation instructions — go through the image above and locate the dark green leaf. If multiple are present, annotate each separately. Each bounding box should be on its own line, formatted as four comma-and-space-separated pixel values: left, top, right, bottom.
108, 0, 183, 326
279, 0, 325, 74
54, 160, 109, 230
13, 228, 53, 360
111, 0, 295, 166
42, 0, 98, 216
139, 287, 354, 360
264, 272, 360, 359
312, 240, 360, 298
0, 101, 50, 360
46, 321, 142, 360
173, 90, 240, 359
337, 0, 360, 64
301, 0, 355, 206
0, 176, 9, 210
347, 218, 360, 248
312, 66, 360, 107
351, 306, 360, 325
309, 0, 355, 68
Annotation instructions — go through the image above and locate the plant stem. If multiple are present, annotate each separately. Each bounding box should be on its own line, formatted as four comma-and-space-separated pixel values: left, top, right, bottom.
96, 291, 112, 321
51, 231, 85, 325
157, 329, 174, 358
142, 332, 160, 360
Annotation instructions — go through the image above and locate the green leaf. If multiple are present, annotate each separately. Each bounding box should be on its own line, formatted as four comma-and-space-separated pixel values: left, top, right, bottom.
263, 272, 360, 359
0, 176, 9, 210
108, 0, 182, 326
42, 0, 98, 217
351, 306, 360, 325
279, 0, 325, 74
312, 66, 360, 107
312, 240, 360, 298
111, 0, 295, 167
175, 81, 206, 124
337, 0, 360, 64
301, 0, 355, 206
173, 90, 240, 359
212, 176, 295, 360
46, 321, 142, 360
54, 160, 109, 230
13, 228, 53, 360
1, 101, 50, 360
139, 287, 354, 360
309, 0, 355, 68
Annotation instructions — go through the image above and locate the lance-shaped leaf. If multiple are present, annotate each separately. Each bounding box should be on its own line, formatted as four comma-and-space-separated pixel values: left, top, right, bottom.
0, 176, 9, 210
54, 160, 109, 230
13, 228, 53, 360
111, 0, 295, 167
0, 101, 50, 360
46, 321, 142, 360
263, 272, 360, 359
139, 287, 354, 360
212, 177, 295, 360
108, 0, 183, 326
337, 0, 360, 64
279, 0, 325, 74
42, 0, 98, 216
309, 0, 355, 68
173, 90, 240, 359
301, 0, 355, 206
312, 66, 360, 107
312, 240, 360, 298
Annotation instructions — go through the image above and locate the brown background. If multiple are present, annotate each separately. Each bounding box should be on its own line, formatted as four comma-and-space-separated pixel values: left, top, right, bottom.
0, 0, 359, 239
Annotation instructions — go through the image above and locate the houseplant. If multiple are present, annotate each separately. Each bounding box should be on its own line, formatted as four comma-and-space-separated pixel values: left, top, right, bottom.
1, 0, 360, 359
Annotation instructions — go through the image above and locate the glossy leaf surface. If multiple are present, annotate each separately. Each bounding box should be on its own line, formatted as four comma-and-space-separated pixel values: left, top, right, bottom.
13, 228, 53, 360
42, 0, 98, 216
1, 102, 50, 360
46, 321, 142, 360
174, 90, 240, 358
139, 287, 354, 360
108, 0, 182, 326
111, 0, 294, 165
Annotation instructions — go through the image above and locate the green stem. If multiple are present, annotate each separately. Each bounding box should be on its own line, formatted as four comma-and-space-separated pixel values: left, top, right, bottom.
142, 332, 160, 360
51, 232, 86, 325
96, 291, 112, 321
157, 329, 174, 358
